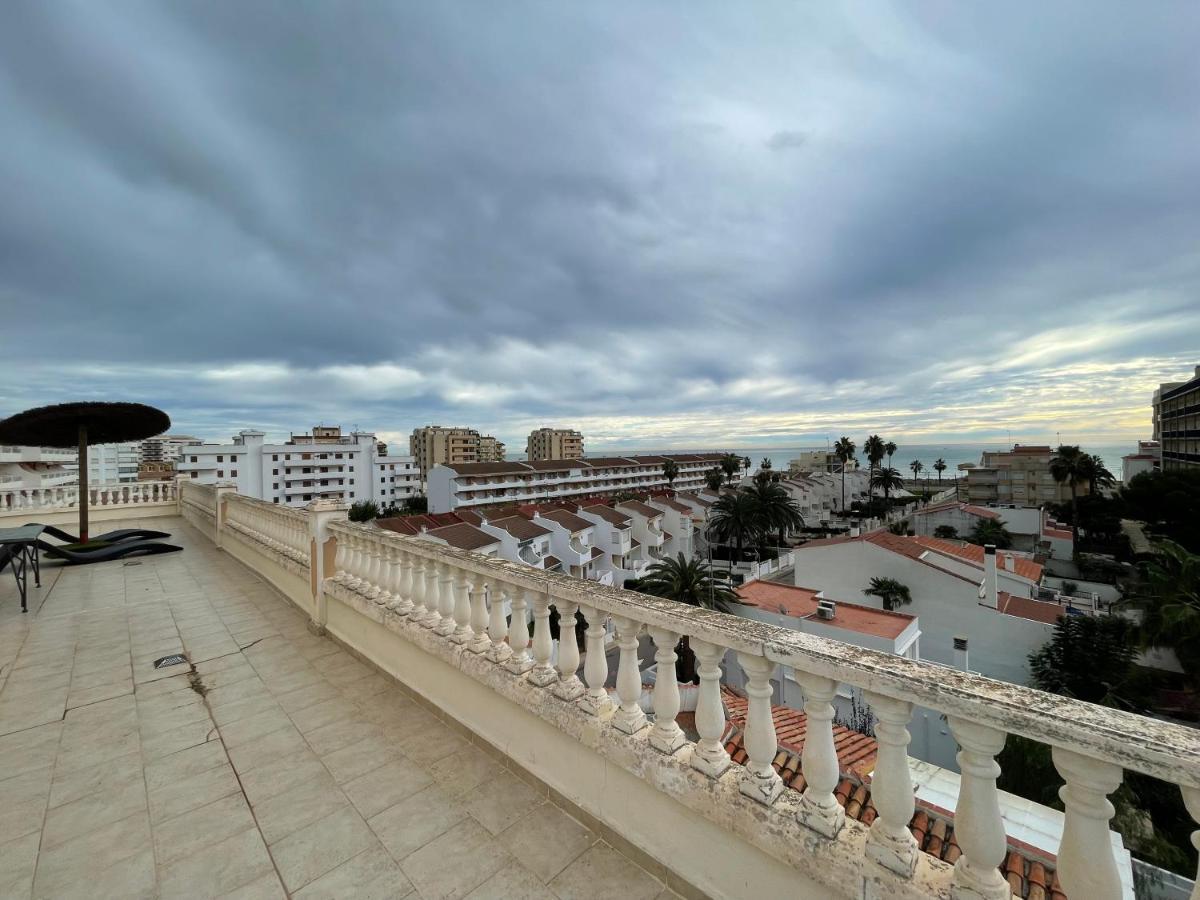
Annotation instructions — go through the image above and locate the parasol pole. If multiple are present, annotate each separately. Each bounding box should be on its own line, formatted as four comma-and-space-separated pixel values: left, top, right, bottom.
78, 423, 89, 543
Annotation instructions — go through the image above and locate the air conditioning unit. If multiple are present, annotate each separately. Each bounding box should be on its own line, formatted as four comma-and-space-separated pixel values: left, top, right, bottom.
816, 599, 836, 620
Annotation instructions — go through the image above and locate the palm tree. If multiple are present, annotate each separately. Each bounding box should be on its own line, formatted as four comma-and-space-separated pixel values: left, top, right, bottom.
870, 467, 904, 507
933, 458, 947, 487
743, 481, 805, 547
719, 454, 741, 485
909, 459, 924, 484
967, 518, 1014, 550
1078, 454, 1115, 495
884, 440, 897, 470
1049, 445, 1086, 544
863, 434, 885, 503
638, 553, 739, 681
1125, 541, 1200, 685
706, 490, 762, 569
662, 459, 679, 490
862, 576, 913, 611
760, 457, 772, 471
833, 436, 856, 511
704, 468, 724, 492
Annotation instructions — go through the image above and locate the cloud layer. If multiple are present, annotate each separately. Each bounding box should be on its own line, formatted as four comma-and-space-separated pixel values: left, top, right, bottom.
2, 2, 1198, 448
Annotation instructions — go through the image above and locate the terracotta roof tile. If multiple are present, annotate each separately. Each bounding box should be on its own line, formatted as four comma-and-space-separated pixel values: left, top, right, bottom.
537, 508, 594, 534
424, 523, 500, 551
489, 515, 552, 541
616, 499, 665, 520
582, 504, 632, 526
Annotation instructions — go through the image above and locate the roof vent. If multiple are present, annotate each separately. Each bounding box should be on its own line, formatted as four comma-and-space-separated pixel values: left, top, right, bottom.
953, 637, 969, 651
816, 599, 836, 620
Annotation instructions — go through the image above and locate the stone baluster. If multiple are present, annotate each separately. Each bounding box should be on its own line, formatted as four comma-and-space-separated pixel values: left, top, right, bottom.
577, 605, 612, 715
795, 672, 845, 838
409, 555, 429, 619
344, 534, 365, 591
434, 562, 457, 636
372, 542, 394, 607
389, 549, 414, 615
611, 616, 648, 734
451, 570, 473, 644
365, 536, 386, 600
469, 575, 491, 653
864, 692, 918, 875
736, 653, 783, 805
420, 557, 441, 627
504, 589, 533, 673
488, 584, 513, 664
1052, 747, 1123, 900
690, 639, 730, 777
947, 717, 1011, 900
1181, 786, 1200, 900
552, 600, 584, 700
647, 628, 685, 753
528, 593, 557, 687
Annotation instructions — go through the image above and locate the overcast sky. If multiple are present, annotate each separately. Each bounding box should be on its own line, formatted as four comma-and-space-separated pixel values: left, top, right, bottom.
2, 2, 1198, 451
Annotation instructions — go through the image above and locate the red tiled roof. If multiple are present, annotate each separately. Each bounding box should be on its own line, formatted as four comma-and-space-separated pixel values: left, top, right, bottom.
424, 523, 500, 552
913, 536, 1043, 582
996, 592, 1064, 625
489, 516, 552, 541
537, 508, 594, 534
1043, 525, 1072, 541
543, 555, 562, 570
581, 504, 632, 526
590, 546, 603, 560
617, 499, 665, 520
650, 497, 694, 514
676, 492, 714, 508
736, 582, 915, 640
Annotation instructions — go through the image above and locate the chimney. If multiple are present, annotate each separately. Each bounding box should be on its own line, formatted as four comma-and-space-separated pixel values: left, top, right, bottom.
953, 636, 969, 670
850, 526, 860, 538
983, 544, 999, 608
1003, 554, 1015, 572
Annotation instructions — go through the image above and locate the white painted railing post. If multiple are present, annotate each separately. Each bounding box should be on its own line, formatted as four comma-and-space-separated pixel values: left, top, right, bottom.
690, 639, 730, 778
648, 628, 685, 753
451, 570, 473, 644
504, 588, 534, 674
409, 555, 429, 620
488, 584, 513, 664
420, 558, 441, 627
1052, 747, 1123, 900
388, 549, 413, 615
737, 652, 783, 805
213, 482, 237, 549
578, 605, 612, 716
864, 692, 918, 876
1181, 786, 1200, 900
947, 718, 1011, 900
795, 672, 845, 838
435, 562, 456, 636
612, 616, 648, 734
308, 499, 348, 631
552, 600, 585, 700
469, 575, 491, 653
529, 593, 557, 687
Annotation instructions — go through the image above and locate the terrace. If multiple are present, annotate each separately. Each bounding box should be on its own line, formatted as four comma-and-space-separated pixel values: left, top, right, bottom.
2, 481, 1199, 899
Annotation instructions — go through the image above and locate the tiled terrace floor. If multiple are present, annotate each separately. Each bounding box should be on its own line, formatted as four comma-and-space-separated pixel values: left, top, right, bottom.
0, 516, 673, 900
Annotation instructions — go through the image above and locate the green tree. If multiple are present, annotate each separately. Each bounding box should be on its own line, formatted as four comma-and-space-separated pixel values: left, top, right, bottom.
834, 436, 856, 512
1122, 469, 1200, 552
704, 467, 724, 492
1078, 453, 1116, 495
967, 518, 1014, 550
933, 524, 958, 539
662, 459, 679, 489
1029, 615, 1139, 705
743, 481, 805, 547
348, 500, 379, 522
862, 576, 912, 611
706, 490, 762, 569
933, 457, 947, 487
909, 459, 924, 483
719, 454, 741, 485
1125, 540, 1200, 686
884, 440, 897, 469
870, 467, 904, 506
1050, 444, 1087, 545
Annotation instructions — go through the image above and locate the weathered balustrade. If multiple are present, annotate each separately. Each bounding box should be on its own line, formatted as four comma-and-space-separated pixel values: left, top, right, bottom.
0, 479, 178, 513
224, 511, 1200, 900
223, 494, 310, 568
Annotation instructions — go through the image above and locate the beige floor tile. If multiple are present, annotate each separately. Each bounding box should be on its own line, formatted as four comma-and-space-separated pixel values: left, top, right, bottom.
320, 733, 399, 784
33, 810, 151, 898
548, 843, 664, 900
0, 831, 41, 898
305, 715, 381, 757
497, 803, 596, 883
41, 773, 147, 849
225, 722, 308, 773
274, 680, 341, 714
0, 690, 67, 736
269, 805, 378, 892
157, 826, 275, 900
401, 818, 511, 900
219, 706, 292, 747
40, 847, 157, 900
343, 757, 433, 819
465, 861, 557, 900
239, 748, 328, 805
0, 722, 62, 782
288, 695, 359, 734
222, 870, 288, 899
55, 726, 140, 773
65, 677, 134, 710
148, 760, 240, 823
252, 770, 349, 845
463, 770, 545, 836
368, 784, 467, 861
153, 791, 257, 867
0, 772, 52, 843
427, 746, 496, 799
396, 721, 470, 766
144, 736, 228, 791
293, 844, 414, 900
210, 692, 279, 728
140, 718, 215, 760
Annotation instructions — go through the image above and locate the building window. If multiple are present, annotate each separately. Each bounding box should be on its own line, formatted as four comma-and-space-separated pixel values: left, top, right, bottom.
336, 453, 343, 459
273, 497, 279, 503
217, 455, 224, 463
272, 469, 278, 475
273, 483, 278, 490
231, 470, 237, 477
217, 470, 223, 477
190, 471, 198, 479
190, 456, 198, 463
272, 454, 278, 461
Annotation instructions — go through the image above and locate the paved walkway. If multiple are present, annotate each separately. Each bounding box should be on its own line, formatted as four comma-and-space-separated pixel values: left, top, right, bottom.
0, 516, 674, 900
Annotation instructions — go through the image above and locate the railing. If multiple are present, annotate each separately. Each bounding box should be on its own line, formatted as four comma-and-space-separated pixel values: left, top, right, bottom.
0, 480, 177, 512
223, 493, 310, 568
309, 516, 1200, 900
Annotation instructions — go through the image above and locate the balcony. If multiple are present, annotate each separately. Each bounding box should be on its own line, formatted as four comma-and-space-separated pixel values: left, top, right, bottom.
4, 483, 1198, 900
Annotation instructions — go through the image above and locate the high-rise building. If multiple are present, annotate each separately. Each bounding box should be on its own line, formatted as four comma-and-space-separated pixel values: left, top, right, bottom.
526, 427, 584, 461
89, 442, 142, 484
139, 434, 200, 464
478, 435, 506, 462
177, 425, 418, 507
1154, 365, 1200, 470
965, 445, 1086, 507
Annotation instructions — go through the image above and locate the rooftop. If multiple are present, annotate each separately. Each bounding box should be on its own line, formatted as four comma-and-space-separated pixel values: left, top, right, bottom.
487, 515, 553, 541
424, 521, 502, 551
736, 581, 916, 640
536, 508, 594, 534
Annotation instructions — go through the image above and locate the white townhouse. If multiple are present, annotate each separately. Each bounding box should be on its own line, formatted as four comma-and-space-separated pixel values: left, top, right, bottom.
177, 426, 419, 509
644, 496, 695, 559
532, 508, 610, 583
476, 515, 558, 572
615, 499, 669, 564
577, 504, 651, 584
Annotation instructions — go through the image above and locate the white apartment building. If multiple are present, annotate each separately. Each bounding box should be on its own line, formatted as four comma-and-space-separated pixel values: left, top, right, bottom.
177, 426, 418, 508
525, 427, 584, 461
139, 434, 200, 464
788, 450, 858, 474
1122, 439, 1161, 483
427, 453, 741, 513
0, 444, 78, 498
88, 442, 142, 484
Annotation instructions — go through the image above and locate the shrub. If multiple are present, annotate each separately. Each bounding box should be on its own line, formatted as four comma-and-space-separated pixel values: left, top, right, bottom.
348, 500, 379, 522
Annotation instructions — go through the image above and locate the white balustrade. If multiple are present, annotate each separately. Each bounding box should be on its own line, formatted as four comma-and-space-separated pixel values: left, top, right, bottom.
578, 605, 612, 716
385, 546, 408, 614
690, 639, 730, 777
420, 559, 441, 627
1052, 747, 1123, 900
505, 589, 533, 673
648, 628, 685, 753
795, 672, 845, 838
864, 692, 918, 875
451, 570, 473, 644
611, 616, 648, 734
435, 562, 456, 636
947, 718, 1010, 900
468, 575, 491, 653
552, 600, 584, 700
489, 584, 514, 664
529, 594, 557, 688
737, 653, 783, 805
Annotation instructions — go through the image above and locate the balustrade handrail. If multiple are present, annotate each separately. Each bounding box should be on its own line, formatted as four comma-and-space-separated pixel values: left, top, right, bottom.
325, 518, 1200, 789
225, 491, 309, 523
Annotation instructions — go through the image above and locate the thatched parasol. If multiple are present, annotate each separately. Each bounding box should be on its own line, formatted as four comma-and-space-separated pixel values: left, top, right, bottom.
0, 402, 170, 541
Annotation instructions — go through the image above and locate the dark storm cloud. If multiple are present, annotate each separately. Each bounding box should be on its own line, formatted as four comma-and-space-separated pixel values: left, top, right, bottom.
1, 1, 1198, 447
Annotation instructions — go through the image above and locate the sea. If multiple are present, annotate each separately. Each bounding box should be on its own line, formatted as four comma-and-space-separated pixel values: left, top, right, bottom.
512, 443, 1132, 476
